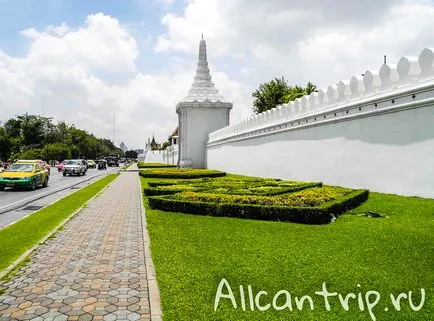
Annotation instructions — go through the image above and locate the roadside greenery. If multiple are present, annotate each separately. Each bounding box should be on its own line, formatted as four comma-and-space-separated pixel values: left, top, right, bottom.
0, 174, 118, 273
144, 172, 368, 224
140, 175, 433, 321
252, 77, 317, 114
139, 168, 226, 179
145, 176, 321, 196
0, 113, 124, 161
137, 162, 177, 168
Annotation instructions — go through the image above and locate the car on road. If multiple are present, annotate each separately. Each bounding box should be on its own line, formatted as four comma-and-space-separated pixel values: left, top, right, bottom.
63, 159, 88, 176
106, 155, 120, 167
87, 160, 96, 169
16, 159, 51, 175
57, 160, 66, 172
97, 159, 107, 170
0, 162, 49, 191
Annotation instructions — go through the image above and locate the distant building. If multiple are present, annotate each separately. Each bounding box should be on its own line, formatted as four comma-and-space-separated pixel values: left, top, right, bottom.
145, 134, 160, 151
134, 149, 144, 154
120, 142, 128, 152
168, 127, 178, 146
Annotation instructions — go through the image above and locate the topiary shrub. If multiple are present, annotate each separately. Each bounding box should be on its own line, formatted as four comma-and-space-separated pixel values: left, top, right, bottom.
147, 187, 369, 224
139, 169, 226, 179
137, 162, 177, 168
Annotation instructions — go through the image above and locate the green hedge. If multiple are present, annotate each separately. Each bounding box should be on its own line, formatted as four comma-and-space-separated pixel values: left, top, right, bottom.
144, 182, 322, 197
137, 162, 177, 168
144, 184, 198, 196
170, 186, 351, 207
204, 183, 322, 196
139, 169, 226, 179
148, 189, 368, 224
147, 178, 209, 187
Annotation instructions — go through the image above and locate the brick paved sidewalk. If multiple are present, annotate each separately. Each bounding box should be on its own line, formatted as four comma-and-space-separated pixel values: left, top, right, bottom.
0, 167, 161, 321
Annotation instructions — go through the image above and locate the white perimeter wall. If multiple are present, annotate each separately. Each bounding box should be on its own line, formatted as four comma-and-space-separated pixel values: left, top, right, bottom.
207, 100, 434, 198
144, 151, 164, 163
207, 48, 434, 198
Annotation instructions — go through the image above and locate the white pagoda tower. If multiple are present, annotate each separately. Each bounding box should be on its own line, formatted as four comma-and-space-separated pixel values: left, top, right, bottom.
176, 36, 233, 168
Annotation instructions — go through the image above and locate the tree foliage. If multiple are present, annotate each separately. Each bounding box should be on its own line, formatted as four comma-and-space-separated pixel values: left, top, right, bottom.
252, 77, 317, 114
0, 114, 124, 161
125, 150, 138, 159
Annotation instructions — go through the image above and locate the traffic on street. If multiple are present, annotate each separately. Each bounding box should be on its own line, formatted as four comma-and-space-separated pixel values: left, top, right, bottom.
0, 160, 122, 216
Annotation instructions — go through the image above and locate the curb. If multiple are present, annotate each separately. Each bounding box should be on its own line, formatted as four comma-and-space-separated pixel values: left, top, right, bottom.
0, 170, 120, 215
0, 174, 121, 281
138, 173, 163, 321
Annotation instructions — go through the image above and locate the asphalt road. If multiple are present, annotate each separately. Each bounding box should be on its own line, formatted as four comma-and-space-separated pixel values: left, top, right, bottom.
0, 165, 121, 228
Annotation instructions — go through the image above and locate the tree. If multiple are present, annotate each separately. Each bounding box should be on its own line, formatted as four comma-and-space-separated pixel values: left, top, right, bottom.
252, 78, 317, 114
17, 147, 43, 160
4, 118, 21, 138
18, 113, 49, 147
283, 81, 317, 102
0, 126, 12, 160
252, 77, 290, 114
43, 143, 71, 161
1, 114, 125, 161
125, 150, 138, 159
161, 142, 170, 150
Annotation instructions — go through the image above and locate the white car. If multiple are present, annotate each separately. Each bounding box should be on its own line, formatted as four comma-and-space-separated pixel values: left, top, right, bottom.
63, 159, 88, 176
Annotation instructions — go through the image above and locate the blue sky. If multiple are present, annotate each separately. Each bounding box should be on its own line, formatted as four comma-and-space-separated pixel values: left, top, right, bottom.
1, 0, 434, 148
0, 0, 166, 66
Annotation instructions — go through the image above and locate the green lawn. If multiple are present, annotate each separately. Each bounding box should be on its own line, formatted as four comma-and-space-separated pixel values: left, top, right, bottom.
0, 174, 119, 273
141, 176, 434, 321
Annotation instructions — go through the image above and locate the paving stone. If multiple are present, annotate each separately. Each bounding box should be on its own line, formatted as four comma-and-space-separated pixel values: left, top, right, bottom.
127, 312, 140, 321
78, 313, 93, 321
102, 314, 117, 321
0, 169, 152, 320
105, 305, 118, 313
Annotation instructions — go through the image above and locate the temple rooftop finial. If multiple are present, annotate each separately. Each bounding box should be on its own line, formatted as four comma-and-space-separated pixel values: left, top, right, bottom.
178, 36, 229, 104
201, 33, 203, 40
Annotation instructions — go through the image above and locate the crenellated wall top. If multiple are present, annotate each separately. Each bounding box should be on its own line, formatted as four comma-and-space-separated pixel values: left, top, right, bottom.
208, 47, 434, 143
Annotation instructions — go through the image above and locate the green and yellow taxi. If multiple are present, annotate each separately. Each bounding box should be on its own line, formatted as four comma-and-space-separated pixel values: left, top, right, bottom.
0, 161, 49, 191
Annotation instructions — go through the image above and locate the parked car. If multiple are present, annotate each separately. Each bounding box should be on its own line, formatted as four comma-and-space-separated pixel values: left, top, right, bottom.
63, 159, 88, 176
0, 162, 49, 191
87, 160, 96, 169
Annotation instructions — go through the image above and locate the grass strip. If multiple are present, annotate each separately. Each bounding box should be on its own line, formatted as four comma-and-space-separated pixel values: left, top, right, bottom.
0, 174, 118, 272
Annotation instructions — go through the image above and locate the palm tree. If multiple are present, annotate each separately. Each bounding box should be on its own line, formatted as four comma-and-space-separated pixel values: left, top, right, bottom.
283, 82, 317, 103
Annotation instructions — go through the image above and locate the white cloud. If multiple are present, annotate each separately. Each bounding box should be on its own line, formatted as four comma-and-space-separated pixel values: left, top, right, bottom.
0, 12, 245, 149
155, 0, 434, 89
20, 13, 138, 73
2, 0, 434, 150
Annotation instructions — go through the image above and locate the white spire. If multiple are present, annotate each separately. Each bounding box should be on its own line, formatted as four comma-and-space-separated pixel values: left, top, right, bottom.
181, 36, 228, 103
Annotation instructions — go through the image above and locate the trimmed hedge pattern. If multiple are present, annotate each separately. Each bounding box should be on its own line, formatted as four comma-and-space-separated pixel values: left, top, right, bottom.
172, 186, 350, 207
137, 162, 177, 168
148, 189, 369, 224
141, 169, 369, 224
139, 169, 226, 179
144, 181, 322, 197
